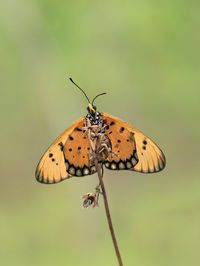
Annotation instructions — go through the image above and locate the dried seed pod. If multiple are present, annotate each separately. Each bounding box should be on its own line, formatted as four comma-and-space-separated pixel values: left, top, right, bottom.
82, 193, 98, 208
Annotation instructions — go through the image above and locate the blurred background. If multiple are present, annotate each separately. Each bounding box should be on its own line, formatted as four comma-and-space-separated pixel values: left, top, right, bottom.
0, 1, 199, 266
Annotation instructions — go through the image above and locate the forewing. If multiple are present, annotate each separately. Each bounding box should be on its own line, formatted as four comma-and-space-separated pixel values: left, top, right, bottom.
63, 124, 96, 177
35, 117, 86, 184
102, 113, 166, 173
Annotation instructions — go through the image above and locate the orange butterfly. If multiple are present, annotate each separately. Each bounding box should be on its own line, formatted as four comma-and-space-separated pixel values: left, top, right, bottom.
35, 78, 166, 184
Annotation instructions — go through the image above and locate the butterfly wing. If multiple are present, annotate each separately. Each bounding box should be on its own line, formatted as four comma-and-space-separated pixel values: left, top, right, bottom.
36, 111, 165, 183
63, 122, 96, 177
35, 117, 95, 184
102, 113, 166, 173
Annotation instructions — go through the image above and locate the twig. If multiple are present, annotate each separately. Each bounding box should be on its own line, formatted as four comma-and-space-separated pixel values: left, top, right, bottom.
84, 116, 124, 265
95, 161, 124, 266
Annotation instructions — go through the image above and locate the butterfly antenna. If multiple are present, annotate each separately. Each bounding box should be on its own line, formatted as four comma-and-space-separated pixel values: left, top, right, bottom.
69, 77, 90, 104
92, 93, 107, 106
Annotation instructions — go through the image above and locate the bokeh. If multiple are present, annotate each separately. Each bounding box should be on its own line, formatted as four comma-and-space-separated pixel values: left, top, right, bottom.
0, 1, 200, 266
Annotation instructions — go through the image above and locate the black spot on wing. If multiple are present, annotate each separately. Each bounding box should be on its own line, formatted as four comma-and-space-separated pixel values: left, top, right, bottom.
65, 160, 95, 177
104, 151, 138, 171
75, 127, 82, 132
58, 142, 64, 151
119, 127, 125, 133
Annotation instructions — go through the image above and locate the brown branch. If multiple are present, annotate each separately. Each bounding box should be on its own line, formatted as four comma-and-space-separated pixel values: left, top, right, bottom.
95, 161, 124, 266
84, 116, 124, 265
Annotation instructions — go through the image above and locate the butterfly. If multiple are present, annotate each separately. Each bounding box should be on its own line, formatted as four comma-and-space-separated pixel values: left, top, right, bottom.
35, 78, 166, 184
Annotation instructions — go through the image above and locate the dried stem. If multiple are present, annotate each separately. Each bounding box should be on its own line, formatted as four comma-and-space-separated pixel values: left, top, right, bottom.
84, 116, 124, 265
95, 161, 124, 266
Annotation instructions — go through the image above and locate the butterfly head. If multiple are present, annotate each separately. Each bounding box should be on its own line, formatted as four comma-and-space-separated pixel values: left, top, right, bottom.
86, 103, 102, 125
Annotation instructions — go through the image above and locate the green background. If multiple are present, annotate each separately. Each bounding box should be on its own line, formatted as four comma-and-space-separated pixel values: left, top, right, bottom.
0, 1, 199, 266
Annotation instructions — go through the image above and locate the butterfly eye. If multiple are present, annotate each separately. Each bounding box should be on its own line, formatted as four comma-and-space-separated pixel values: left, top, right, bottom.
86, 113, 93, 121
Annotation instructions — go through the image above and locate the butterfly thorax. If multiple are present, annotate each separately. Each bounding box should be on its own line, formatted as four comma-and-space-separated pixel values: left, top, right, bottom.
84, 111, 112, 165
